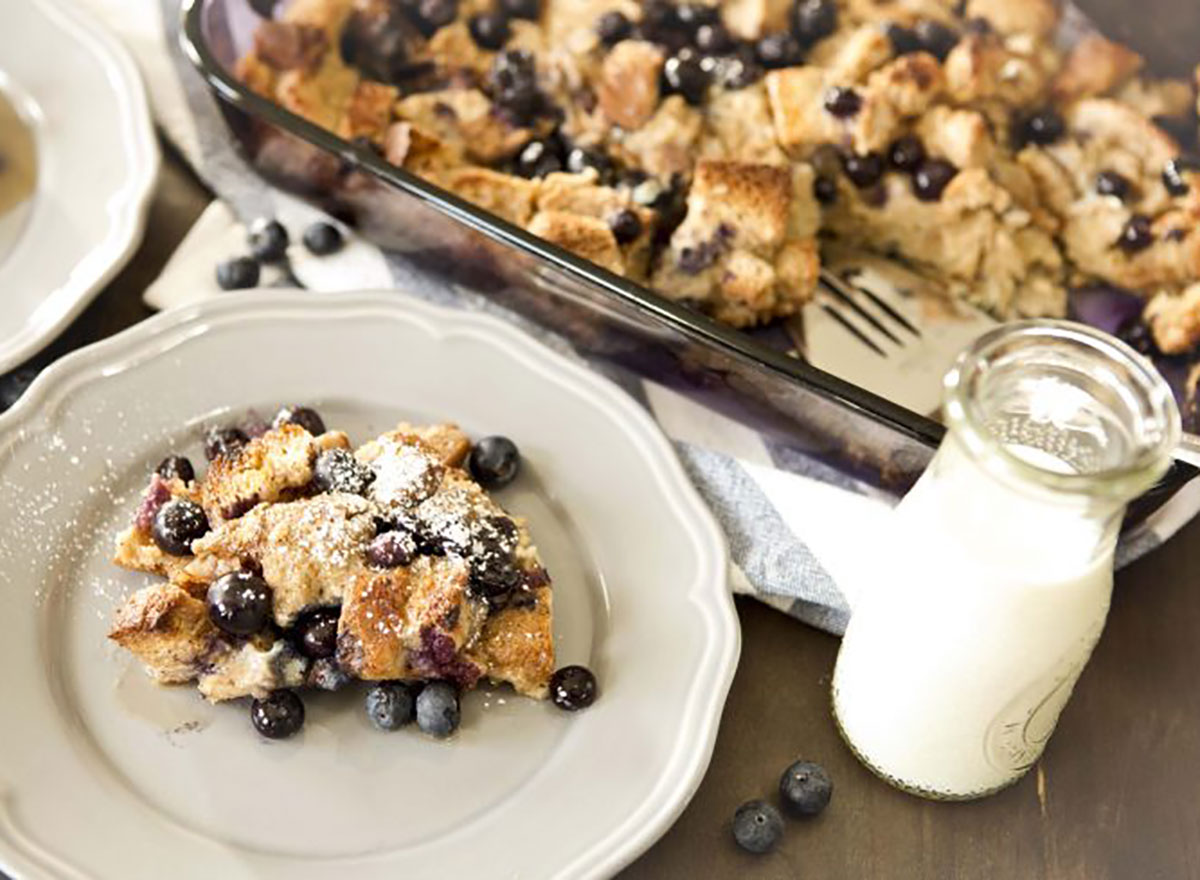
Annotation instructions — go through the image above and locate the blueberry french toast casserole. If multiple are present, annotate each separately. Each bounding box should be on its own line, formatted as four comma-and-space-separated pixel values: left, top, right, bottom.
109, 405, 597, 739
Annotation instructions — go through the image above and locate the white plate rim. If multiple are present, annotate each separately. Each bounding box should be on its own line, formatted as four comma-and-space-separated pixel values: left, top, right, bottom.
0, 289, 740, 880
0, 0, 159, 374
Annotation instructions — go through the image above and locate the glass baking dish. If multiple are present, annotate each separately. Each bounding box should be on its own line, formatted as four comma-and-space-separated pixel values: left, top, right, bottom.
180, 0, 1197, 519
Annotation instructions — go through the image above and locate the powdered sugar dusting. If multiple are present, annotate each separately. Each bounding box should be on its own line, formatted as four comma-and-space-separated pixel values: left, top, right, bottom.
368, 439, 442, 511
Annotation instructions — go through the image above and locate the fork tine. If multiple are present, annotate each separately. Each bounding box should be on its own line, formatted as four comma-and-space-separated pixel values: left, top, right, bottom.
818, 274, 903, 345
820, 303, 887, 356
854, 284, 922, 337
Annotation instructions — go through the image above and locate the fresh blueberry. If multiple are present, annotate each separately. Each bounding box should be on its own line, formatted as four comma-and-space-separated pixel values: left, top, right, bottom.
675, 3, 719, 33
720, 48, 764, 89
1163, 155, 1199, 197
565, 147, 614, 180
732, 800, 784, 854
823, 86, 862, 118
887, 134, 925, 172
841, 151, 885, 188
366, 681, 417, 730
1117, 214, 1154, 253
467, 435, 521, 487
293, 606, 340, 658
595, 10, 633, 45
1095, 170, 1131, 200
549, 664, 597, 710
499, 0, 540, 21
207, 571, 273, 636
913, 19, 958, 61
1015, 107, 1065, 147
151, 499, 210, 555
792, 0, 837, 46
912, 158, 958, 201
247, 218, 289, 262
663, 52, 710, 106
469, 533, 521, 603
1116, 317, 1157, 356
216, 257, 260, 291
694, 22, 734, 54
812, 174, 837, 204
755, 32, 803, 69
204, 426, 249, 462
488, 50, 542, 122
251, 689, 305, 739
468, 11, 511, 50
155, 455, 195, 483
885, 22, 922, 55
515, 139, 563, 178
313, 448, 375, 495
249, 0, 278, 17
779, 760, 833, 816
302, 221, 344, 256
367, 529, 417, 568
608, 208, 643, 244
416, 681, 461, 737
416, 0, 458, 31
308, 657, 353, 691
271, 405, 326, 436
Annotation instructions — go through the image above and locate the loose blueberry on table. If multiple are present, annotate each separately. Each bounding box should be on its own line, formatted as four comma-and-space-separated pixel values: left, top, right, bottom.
302, 221, 344, 256
215, 256, 260, 291
247, 218, 289, 263
732, 800, 785, 854
779, 760, 833, 816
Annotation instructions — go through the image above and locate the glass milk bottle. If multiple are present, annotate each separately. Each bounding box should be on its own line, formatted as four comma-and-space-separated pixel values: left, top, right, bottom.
832, 321, 1180, 800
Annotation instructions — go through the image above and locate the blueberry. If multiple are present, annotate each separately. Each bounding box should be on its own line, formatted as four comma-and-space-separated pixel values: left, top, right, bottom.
1117, 214, 1154, 253
823, 86, 862, 118
694, 23, 734, 54
732, 800, 784, 854
271, 405, 326, 436
779, 760, 833, 816
885, 23, 922, 56
366, 681, 417, 730
549, 664, 597, 710
469, 528, 521, 602
247, 218, 289, 262
249, 0, 278, 17
565, 147, 614, 180
792, 0, 837, 46
489, 50, 542, 122
1015, 107, 1065, 147
302, 221, 344, 256
416, 0, 458, 31
468, 11, 510, 50
207, 571, 273, 636
204, 426, 248, 462
841, 151, 885, 188
293, 606, 340, 658
755, 32, 803, 69
499, 0, 539, 20
595, 10, 632, 45
155, 455, 195, 483
416, 681, 461, 737
250, 689, 305, 739
663, 52, 710, 106
912, 158, 958, 201
313, 448, 375, 495
151, 499, 210, 555
308, 657, 353, 691
913, 19, 958, 61
1095, 170, 1131, 200
812, 174, 837, 204
467, 435, 521, 487
675, 3, 719, 33
608, 208, 643, 244
515, 139, 563, 178
1163, 155, 1199, 197
720, 49, 764, 89
1116, 318, 1158, 356
367, 529, 417, 568
887, 134, 926, 172
216, 257, 260, 291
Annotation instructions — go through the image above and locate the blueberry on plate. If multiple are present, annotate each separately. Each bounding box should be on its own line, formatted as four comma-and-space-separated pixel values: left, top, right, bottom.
302, 221, 344, 256
155, 455, 195, 483
215, 256, 260, 291
251, 689, 305, 739
293, 606, 340, 658
247, 218, 289, 262
467, 435, 521, 487
151, 499, 210, 556
308, 657, 353, 691
366, 681, 417, 730
204, 426, 249, 462
271, 404, 326, 436
416, 681, 461, 737
207, 571, 273, 636
779, 759, 833, 816
313, 447, 375, 495
468, 11, 511, 50
732, 800, 784, 854
549, 664, 597, 710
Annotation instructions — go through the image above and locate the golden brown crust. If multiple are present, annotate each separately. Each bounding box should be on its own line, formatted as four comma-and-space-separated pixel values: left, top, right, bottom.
1051, 34, 1144, 103
108, 583, 219, 684
466, 584, 555, 698
528, 211, 626, 274
596, 40, 664, 130
199, 424, 321, 523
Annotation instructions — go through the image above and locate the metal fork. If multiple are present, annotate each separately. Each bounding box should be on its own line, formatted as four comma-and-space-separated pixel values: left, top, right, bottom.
816, 269, 925, 356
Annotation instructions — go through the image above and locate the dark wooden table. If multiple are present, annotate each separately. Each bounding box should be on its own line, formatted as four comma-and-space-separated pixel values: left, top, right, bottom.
10, 145, 1200, 880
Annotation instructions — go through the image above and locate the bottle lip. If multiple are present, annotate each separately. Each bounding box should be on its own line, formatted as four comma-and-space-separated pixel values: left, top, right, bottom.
943, 320, 1181, 499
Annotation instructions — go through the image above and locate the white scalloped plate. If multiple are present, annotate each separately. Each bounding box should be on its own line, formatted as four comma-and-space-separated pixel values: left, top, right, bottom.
0, 291, 738, 879
0, 0, 158, 373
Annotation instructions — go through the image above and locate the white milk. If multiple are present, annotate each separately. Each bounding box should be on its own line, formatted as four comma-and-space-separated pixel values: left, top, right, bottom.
831, 437, 1116, 798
